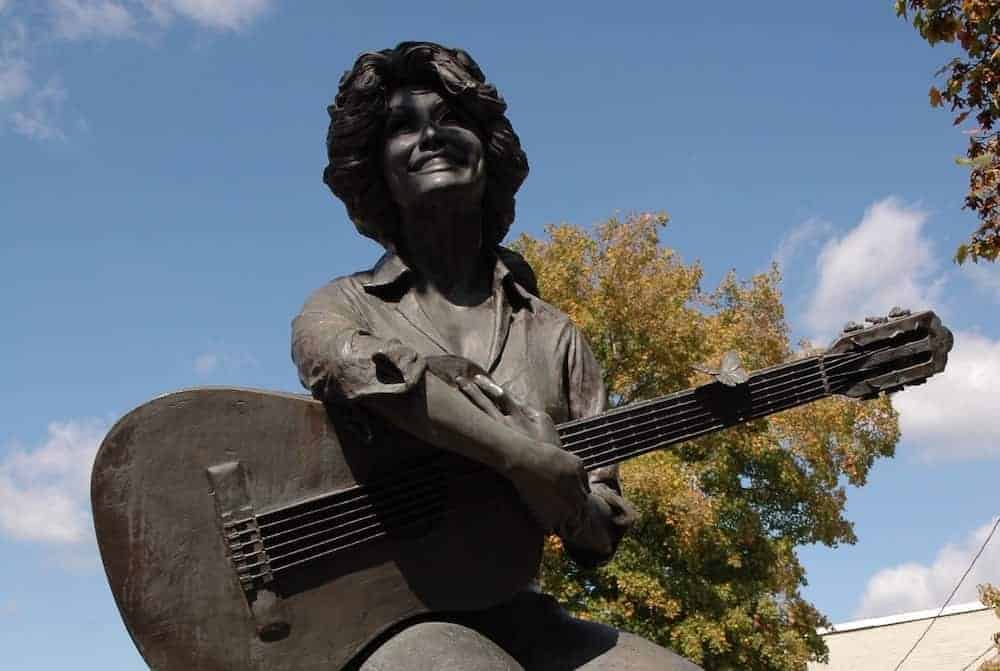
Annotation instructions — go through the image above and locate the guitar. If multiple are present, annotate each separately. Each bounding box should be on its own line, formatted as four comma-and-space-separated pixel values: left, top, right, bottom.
91, 309, 951, 670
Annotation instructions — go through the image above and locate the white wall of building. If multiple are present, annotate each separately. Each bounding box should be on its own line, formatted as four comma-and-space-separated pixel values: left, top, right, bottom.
808, 602, 998, 671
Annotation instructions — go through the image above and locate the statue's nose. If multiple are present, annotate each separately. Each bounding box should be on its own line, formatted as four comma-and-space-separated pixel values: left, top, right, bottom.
418, 121, 442, 148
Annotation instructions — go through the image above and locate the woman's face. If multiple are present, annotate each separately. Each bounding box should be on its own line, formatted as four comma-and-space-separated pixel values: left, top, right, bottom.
381, 86, 486, 212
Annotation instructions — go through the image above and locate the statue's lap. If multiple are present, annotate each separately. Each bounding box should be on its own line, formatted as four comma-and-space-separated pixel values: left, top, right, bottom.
354, 592, 702, 671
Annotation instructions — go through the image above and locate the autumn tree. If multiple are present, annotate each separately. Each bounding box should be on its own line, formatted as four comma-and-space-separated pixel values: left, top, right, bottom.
896, 0, 1000, 263
978, 584, 1000, 670
512, 213, 900, 671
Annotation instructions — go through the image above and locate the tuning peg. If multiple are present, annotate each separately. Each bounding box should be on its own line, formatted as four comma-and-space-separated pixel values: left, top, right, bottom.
843, 321, 864, 333
888, 306, 911, 319
865, 315, 888, 325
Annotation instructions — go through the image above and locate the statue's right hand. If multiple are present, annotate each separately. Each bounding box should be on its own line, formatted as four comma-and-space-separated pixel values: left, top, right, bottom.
508, 442, 589, 535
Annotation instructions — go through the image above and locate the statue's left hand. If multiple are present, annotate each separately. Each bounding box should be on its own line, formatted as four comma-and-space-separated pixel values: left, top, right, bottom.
458, 374, 637, 561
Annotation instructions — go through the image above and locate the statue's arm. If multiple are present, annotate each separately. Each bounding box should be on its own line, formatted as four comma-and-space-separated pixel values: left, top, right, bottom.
291, 282, 589, 533
561, 325, 638, 567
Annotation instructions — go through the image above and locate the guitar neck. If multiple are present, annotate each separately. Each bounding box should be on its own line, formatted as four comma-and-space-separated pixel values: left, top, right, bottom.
557, 354, 834, 471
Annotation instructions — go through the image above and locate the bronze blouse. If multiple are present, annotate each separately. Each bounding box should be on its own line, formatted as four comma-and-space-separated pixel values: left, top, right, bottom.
291, 248, 629, 566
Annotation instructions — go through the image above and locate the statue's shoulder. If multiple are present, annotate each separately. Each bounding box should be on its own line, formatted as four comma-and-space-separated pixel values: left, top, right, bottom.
306, 253, 404, 303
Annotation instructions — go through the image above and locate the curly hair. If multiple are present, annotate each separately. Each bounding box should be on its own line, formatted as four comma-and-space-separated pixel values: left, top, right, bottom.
323, 41, 529, 250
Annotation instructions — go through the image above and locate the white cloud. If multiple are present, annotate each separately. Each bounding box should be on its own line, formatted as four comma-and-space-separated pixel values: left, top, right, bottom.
145, 0, 272, 30
10, 76, 67, 140
0, 19, 29, 102
772, 217, 834, 271
48, 0, 137, 41
0, 419, 108, 544
193, 348, 257, 375
194, 352, 219, 374
893, 331, 1000, 460
45, 0, 274, 40
794, 197, 1000, 462
856, 517, 1000, 618
963, 262, 1000, 304
0, 57, 29, 101
802, 198, 945, 337
1, 0, 273, 140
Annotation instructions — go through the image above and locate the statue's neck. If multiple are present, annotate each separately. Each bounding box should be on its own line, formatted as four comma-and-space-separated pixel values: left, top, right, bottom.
397, 204, 490, 305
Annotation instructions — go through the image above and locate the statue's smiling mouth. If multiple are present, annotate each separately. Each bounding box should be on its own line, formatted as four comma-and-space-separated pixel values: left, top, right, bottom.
411, 151, 459, 173
417, 157, 454, 172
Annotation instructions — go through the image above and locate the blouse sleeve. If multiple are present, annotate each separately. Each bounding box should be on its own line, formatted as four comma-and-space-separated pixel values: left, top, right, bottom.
291, 281, 426, 403
562, 325, 635, 568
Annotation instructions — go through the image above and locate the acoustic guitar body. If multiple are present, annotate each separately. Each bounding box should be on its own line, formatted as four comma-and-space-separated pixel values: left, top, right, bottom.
91, 387, 544, 671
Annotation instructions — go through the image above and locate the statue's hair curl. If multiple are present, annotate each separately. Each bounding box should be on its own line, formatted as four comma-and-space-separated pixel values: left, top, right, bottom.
323, 41, 529, 249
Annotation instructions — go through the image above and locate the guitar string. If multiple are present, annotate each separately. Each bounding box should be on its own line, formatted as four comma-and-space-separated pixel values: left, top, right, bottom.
258, 476, 447, 544
247, 387, 853, 575
587, 338, 920, 469
574, 346, 913, 468
243, 385, 836, 580
248, 349, 880, 555
583, 389, 832, 471
258, 339, 912, 531
564, 351, 874, 459
266, 498, 449, 571
248, 389, 826, 579
560, 355, 838, 452
249, 380, 839, 569
580, 352, 921, 471
255, 455, 452, 527
265, 493, 450, 561
558, 356, 824, 442
251, 404, 722, 549
249, 402, 720, 545
560, 346, 874, 448
563, 364, 829, 456
254, 347, 882, 553
244, 504, 453, 581
245, 345, 901, 572
576, 382, 834, 469
238, 497, 451, 577
560, 369, 810, 452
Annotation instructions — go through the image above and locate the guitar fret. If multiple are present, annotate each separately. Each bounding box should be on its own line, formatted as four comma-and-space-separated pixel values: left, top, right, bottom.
577, 359, 829, 469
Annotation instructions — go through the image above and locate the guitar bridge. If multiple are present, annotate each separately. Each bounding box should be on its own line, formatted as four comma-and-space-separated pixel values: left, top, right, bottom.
207, 461, 290, 641
207, 461, 275, 591
223, 512, 274, 590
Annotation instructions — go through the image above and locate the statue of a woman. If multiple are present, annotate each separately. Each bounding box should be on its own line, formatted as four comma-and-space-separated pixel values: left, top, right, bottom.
292, 41, 701, 671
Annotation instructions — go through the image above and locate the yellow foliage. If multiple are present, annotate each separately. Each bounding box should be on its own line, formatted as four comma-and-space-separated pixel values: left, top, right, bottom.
516, 213, 899, 670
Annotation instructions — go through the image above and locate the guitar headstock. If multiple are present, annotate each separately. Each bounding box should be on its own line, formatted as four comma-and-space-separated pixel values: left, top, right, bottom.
824, 308, 953, 399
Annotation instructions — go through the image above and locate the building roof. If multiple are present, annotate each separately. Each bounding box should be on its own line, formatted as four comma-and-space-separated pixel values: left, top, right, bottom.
808, 601, 998, 671
818, 600, 989, 635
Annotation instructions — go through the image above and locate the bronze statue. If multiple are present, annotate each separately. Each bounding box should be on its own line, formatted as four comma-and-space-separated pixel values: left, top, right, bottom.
88, 40, 953, 671
297, 40, 700, 669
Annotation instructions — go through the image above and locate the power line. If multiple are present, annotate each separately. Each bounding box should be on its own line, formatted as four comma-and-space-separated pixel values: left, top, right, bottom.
893, 515, 1000, 671
958, 643, 996, 671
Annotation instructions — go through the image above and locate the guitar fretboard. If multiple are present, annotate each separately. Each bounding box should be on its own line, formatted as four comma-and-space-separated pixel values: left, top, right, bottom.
559, 355, 834, 471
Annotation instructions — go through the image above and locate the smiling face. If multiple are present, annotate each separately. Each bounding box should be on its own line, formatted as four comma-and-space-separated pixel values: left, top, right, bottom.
381, 86, 487, 212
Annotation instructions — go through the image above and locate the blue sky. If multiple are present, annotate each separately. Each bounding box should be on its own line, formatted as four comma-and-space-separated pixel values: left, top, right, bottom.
2, 1, 999, 668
